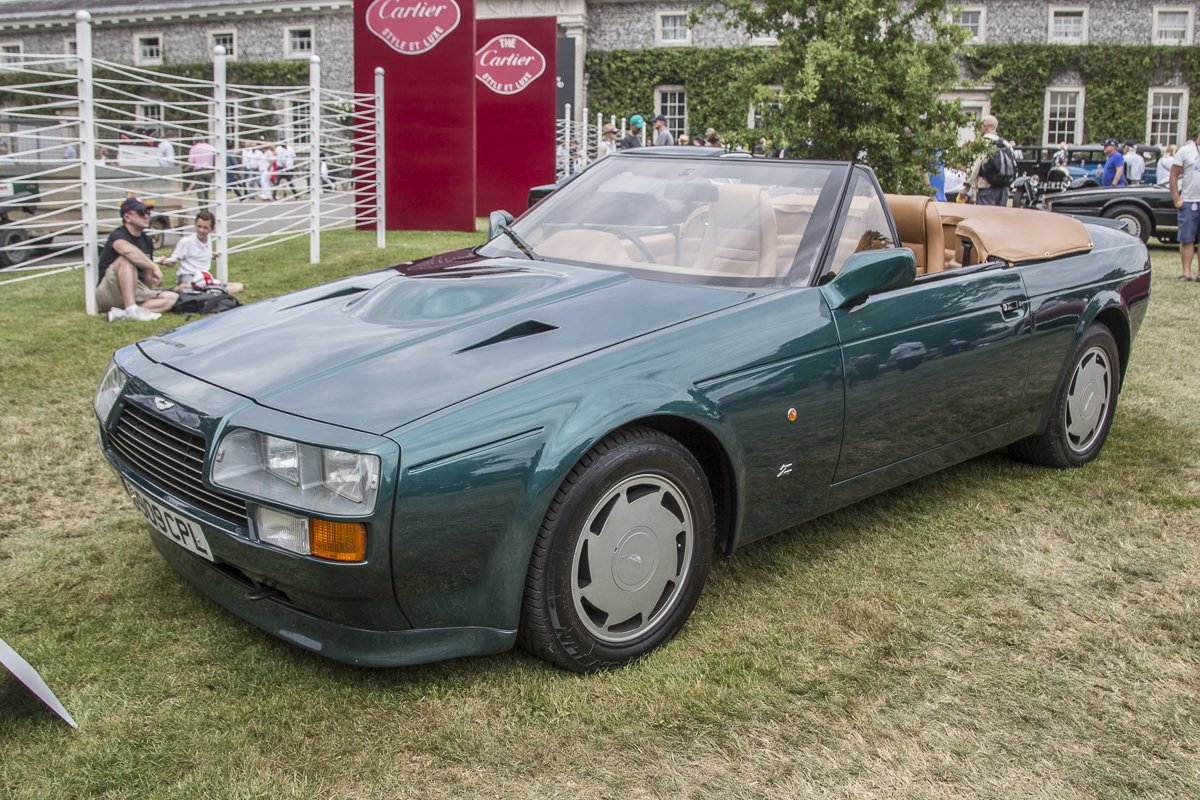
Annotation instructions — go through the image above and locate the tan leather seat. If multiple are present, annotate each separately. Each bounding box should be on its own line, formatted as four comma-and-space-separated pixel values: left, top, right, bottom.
538, 229, 635, 263
696, 184, 778, 276
884, 194, 945, 276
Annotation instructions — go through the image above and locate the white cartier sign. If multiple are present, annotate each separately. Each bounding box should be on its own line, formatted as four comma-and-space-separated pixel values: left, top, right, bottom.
475, 35, 547, 95
365, 0, 462, 55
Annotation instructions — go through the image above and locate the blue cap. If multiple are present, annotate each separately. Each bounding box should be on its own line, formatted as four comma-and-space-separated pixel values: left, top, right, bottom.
630, 115, 644, 129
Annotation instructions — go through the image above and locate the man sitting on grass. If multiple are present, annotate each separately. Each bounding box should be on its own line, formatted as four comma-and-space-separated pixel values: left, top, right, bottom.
97, 198, 178, 322
159, 209, 243, 295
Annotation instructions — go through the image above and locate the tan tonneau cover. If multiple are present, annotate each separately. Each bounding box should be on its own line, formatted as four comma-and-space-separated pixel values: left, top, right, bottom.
936, 203, 1093, 264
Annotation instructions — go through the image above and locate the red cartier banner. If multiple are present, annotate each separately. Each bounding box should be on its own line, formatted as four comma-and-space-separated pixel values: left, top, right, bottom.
474, 17, 557, 217
354, 0, 476, 232
364, 0, 461, 55
475, 34, 546, 95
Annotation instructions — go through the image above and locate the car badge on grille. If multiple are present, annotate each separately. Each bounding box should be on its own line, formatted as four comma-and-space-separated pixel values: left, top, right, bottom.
153, 396, 175, 411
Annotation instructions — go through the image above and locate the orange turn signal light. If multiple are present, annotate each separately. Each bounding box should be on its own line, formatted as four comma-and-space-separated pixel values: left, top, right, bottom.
309, 519, 367, 562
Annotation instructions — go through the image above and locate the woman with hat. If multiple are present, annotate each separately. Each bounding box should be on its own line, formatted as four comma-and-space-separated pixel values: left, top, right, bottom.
600, 122, 619, 157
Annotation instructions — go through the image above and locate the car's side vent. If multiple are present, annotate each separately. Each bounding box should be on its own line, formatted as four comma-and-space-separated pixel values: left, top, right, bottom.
283, 286, 370, 309
457, 320, 558, 353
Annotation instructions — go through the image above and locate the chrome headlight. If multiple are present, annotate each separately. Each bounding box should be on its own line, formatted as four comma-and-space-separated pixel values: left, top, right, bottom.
93, 360, 127, 423
211, 429, 381, 515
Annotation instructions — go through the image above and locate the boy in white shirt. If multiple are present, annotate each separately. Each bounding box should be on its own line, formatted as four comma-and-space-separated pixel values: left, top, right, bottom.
159, 210, 244, 294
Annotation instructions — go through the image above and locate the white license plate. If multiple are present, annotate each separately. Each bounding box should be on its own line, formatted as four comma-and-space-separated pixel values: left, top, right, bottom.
123, 478, 214, 562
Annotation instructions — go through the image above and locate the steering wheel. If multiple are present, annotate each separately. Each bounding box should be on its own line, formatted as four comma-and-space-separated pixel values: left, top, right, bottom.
583, 224, 658, 264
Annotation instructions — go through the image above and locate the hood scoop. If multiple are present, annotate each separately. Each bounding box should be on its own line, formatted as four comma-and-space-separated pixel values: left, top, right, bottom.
457, 320, 558, 353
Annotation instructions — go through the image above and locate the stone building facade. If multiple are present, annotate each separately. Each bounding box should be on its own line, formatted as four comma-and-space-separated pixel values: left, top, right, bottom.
0, 0, 1192, 147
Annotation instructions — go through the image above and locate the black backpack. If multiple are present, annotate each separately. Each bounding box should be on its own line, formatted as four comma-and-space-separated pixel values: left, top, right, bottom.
170, 286, 240, 316
981, 138, 1016, 188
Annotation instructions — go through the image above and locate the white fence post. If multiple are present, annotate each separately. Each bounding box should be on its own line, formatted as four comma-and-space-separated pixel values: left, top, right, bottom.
213, 45, 229, 283
76, 11, 98, 314
374, 67, 385, 249
596, 111, 601, 157
309, 55, 321, 264
564, 103, 571, 174
581, 106, 588, 166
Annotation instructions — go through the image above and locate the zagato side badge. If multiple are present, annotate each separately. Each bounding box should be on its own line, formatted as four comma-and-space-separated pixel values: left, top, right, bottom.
475, 35, 547, 95
365, 0, 461, 56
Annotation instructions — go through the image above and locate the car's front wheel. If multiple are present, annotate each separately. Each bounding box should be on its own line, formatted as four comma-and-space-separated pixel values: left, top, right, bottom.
518, 426, 715, 672
1104, 204, 1152, 243
1009, 323, 1121, 469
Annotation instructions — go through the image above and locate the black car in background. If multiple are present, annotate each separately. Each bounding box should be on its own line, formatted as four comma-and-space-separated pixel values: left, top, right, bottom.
1043, 183, 1176, 244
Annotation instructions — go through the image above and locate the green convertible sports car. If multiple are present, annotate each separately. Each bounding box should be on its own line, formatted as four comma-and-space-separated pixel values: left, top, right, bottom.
96, 153, 1151, 672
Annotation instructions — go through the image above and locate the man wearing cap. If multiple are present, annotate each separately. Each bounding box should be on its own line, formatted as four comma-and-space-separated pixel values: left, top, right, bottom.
620, 116, 644, 150
1102, 139, 1126, 187
1170, 126, 1200, 281
1123, 141, 1146, 185
95, 198, 178, 321
651, 114, 675, 147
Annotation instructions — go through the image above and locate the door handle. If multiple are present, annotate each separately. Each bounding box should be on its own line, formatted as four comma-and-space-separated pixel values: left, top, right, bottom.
1000, 299, 1024, 318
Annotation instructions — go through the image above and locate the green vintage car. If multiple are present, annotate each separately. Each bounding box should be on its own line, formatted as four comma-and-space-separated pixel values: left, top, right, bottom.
95, 154, 1151, 672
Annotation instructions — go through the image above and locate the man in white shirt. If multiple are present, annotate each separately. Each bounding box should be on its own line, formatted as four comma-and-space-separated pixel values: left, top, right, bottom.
1123, 141, 1146, 185
155, 135, 174, 169
161, 210, 243, 294
274, 139, 297, 197
1169, 130, 1200, 281
239, 140, 258, 201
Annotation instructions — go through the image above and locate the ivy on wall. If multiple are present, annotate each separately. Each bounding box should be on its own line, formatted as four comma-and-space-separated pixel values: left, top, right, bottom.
588, 44, 1200, 148
585, 47, 786, 141
962, 44, 1200, 146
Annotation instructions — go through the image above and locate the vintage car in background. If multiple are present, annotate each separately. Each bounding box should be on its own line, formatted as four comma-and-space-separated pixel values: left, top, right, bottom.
1043, 183, 1177, 244
95, 153, 1151, 673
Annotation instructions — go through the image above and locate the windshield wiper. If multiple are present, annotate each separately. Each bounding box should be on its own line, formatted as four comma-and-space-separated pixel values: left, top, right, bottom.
496, 224, 542, 261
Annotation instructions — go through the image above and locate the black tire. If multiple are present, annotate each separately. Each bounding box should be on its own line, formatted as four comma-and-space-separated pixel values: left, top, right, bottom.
1009, 323, 1121, 469
518, 426, 715, 672
148, 216, 170, 249
0, 227, 30, 268
1103, 204, 1152, 243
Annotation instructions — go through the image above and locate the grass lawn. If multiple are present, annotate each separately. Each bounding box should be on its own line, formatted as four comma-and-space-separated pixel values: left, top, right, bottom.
1, 231, 1197, 799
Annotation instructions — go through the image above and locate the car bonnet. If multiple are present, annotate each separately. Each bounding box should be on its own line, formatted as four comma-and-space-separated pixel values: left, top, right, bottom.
138, 260, 754, 434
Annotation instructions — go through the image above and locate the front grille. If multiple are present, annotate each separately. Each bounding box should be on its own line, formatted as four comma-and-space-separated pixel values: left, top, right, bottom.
110, 403, 248, 526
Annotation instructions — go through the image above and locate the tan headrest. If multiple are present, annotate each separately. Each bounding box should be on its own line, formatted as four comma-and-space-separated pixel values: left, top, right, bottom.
538, 229, 632, 263
885, 194, 932, 241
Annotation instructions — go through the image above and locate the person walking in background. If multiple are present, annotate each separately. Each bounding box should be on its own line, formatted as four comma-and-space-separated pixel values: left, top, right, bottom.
62, 142, 77, 161
1157, 143, 1178, 185
226, 141, 244, 199
274, 139, 297, 197
650, 114, 675, 146
706, 128, 722, 147
1123, 141, 1146, 185
599, 123, 619, 156
620, 116, 644, 150
186, 137, 216, 203
1052, 142, 1069, 167
239, 140, 257, 200
256, 142, 273, 201
691, 135, 704, 146
967, 115, 1014, 206
1102, 139, 1126, 187
155, 134, 174, 169
1170, 127, 1200, 281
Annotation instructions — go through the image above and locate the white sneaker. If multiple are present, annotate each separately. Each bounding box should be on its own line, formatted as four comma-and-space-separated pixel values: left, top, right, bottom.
107, 307, 126, 322
123, 306, 161, 322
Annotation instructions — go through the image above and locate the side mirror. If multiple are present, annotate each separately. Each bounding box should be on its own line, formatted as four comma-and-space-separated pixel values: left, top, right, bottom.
488, 209, 514, 240
820, 248, 916, 309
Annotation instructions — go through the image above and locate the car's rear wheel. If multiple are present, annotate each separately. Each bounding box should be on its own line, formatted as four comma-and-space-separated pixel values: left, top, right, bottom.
1103, 204, 1151, 243
0, 227, 31, 268
1009, 323, 1121, 469
148, 215, 170, 249
518, 426, 715, 672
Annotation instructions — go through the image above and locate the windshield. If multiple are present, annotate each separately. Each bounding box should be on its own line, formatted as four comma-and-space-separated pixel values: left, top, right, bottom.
477, 156, 849, 286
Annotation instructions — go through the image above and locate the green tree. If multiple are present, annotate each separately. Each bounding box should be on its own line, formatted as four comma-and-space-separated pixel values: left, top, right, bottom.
696, 0, 981, 193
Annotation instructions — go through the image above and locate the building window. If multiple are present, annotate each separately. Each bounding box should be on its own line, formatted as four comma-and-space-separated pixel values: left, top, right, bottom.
137, 103, 164, 126
1045, 88, 1085, 144
656, 12, 691, 46
0, 42, 23, 67
1049, 7, 1088, 43
64, 38, 76, 56
747, 85, 784, 129
135, 34, 163, 66
1147, 88, 1189, 145
1153, 7, 1194, 44
211, 31, 236, 58
287, 28, 313, 58
955, 8, 987, 43
290, 99, 310, 145
654, 85, 686, 141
